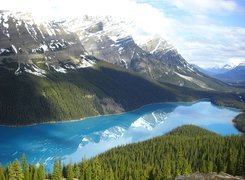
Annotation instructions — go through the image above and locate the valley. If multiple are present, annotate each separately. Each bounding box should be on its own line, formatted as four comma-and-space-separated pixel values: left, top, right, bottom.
0, 11, 244, 126
0, 8, 244, 180
194, 63, 245, 87
0, 100, 240, 171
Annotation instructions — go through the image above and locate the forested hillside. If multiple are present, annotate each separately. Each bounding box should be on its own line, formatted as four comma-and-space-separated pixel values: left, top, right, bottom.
75, 125, 244, 179
0, 125, 244, 179
1, 58, 244, 126
233, 113, 245, 133
0, 60, 193, 125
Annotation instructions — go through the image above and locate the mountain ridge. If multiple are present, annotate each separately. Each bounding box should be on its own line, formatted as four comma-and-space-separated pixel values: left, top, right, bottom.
0, 11, 244, 125
215, 63, 245, 82
193, 63, 245, 86
1, 11, 230, 91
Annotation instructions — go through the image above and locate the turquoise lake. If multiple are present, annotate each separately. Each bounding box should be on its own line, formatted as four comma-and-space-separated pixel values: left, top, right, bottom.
0, 100, 241, 171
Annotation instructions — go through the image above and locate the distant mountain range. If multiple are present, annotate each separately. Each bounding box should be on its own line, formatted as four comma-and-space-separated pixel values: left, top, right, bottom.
193, 63, 245, 86
192, 64, 235, 75
0, 10, 242, 125
215, 63, 245, 81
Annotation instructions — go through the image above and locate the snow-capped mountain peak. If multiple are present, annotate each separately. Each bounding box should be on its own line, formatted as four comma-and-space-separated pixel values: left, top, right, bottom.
139, 36, 175, 54
0, 10, 227, 91
222, 63, 236, 70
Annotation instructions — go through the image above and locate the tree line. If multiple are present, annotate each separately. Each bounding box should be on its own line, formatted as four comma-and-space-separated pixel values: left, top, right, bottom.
0, 125, 244, 179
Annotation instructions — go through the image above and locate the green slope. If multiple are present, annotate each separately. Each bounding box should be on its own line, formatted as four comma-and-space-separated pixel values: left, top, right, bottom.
75, 125, 244, 179
1, 125, 244, 180
0, 59, 244, 126
166, 124, 219, 136
0, 60, 192, 125
233, 113, 245, 133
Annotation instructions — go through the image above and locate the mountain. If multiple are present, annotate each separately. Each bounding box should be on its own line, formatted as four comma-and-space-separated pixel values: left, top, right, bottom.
0, 58, 201, 125
0, 11, 88, 73
215, 63, 245, 82
0, 11, 241, 125
192, 63, 236, 76
65, 16, 229, 91
1, 11, 228, 90
193, 63, 245, 86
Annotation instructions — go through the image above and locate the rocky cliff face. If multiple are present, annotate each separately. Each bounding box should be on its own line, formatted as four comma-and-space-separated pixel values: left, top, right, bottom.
0, 11, 95, 77
0, 11, 227, 90
67, 16, 229, 90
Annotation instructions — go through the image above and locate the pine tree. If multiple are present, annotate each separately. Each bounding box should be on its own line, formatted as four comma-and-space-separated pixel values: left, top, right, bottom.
85, 164, 92, 180
108, 167, 114, 180
148, 169, 155, 180
29, 165, 34, 180
52, 160, 62, 180
33, 167, 38, 180
176, 148, 184, 176
67, 163, 74, 180
9, 159, 23, 180
216, 153, 224, 172
0, 164, 5, 180
235, 149, 244, 176
74, 164, 80, 179
1, 125, 244, 180
62, 164, 67, 178
91, 157, 101, 180
21, 154, 29, 180
4, 165, 10, 180
162, 155, 171, 178
79, 173, 84, 180
182, 159, 192, 175
227, 148, 236, 175
207, 161, 213, 172
37, 163, 45, 180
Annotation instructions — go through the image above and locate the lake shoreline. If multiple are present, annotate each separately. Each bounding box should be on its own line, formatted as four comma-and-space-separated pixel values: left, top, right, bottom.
0, 99, 205, 128
0, 98, 242, 128
0, 100, 241, 170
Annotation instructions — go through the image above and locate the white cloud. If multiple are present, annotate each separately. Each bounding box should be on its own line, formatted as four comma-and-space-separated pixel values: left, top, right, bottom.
168, 0, 238, 14
0, 0, 166, 21
228, 57, 245, 65
0, 0, 172, 40
169, 22, 245, 67
152, 0, 245, 67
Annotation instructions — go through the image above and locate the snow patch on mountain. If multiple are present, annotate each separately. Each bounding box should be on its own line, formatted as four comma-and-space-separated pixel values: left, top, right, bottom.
24, 64, 46, 77
175, 72, 213, 90
37, 26, 45, 39
1, 12, 10, 37
223, 64, 235, 70
24, 22, 38, 40
0, 48, 10, 55
11, 44, 18, 54
79, 55, 96, 68
150, 39, 162, 54
65, 15, 145, 46
50, 65, 67, 73
14, 63, 21, 75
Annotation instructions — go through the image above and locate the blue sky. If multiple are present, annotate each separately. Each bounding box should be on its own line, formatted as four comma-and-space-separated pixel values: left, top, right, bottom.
134, 0, 245, 67
1, 0, 245, 67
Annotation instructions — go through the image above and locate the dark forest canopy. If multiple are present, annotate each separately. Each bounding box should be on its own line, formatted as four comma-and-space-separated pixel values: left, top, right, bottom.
0, 125, 244, 179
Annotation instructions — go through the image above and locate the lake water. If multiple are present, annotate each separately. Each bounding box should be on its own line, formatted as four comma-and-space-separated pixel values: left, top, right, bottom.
0, 100, 241, 171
